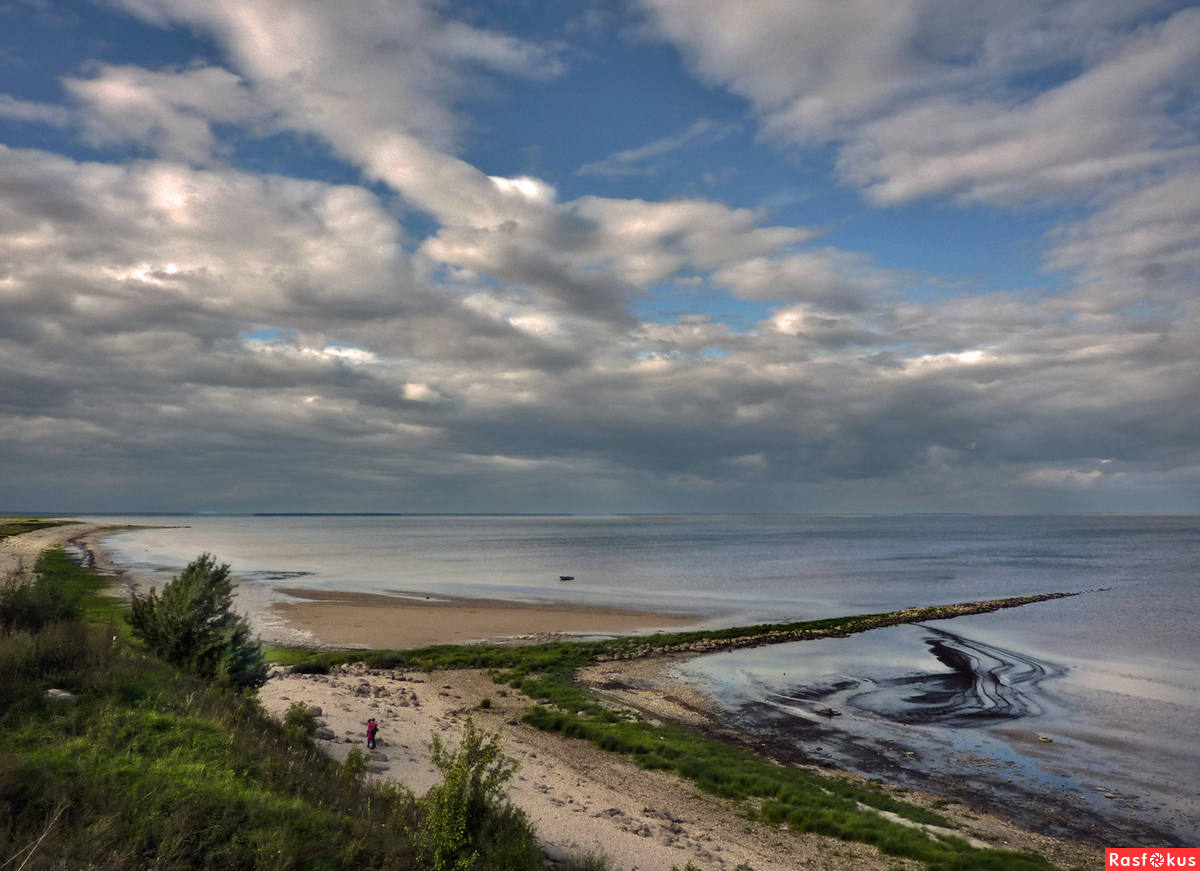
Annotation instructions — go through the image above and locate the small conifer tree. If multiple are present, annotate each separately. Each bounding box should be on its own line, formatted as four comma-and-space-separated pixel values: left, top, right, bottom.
129, 552, 267, 690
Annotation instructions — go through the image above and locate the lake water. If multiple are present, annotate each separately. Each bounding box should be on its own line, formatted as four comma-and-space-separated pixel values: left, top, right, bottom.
90, 513, 1199, 842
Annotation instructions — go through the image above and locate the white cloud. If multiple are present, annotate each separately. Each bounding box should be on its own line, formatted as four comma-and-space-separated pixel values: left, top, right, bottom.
0, 94, 72, 127
65, 64, 276, 164
712, 248, 896, 307
641, 0, 1200, 206
3, 1, 1200, 512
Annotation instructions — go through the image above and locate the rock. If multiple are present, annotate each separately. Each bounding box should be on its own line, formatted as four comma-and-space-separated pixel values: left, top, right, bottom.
45, 688, 78, 705
315, 728, 336, 741
1104, 793, 1117, 799
1037, 735, 1053, 743
306, 705, 322, 718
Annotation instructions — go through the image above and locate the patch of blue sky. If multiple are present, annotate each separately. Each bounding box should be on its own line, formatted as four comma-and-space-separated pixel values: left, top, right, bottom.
458, 30, 748, 201
821, 199, 1073, 302
0, 3, 218, 99
220, 128, 360, 184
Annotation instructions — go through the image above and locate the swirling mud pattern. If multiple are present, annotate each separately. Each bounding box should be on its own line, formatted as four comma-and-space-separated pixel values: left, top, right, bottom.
764, 626, 1065, 727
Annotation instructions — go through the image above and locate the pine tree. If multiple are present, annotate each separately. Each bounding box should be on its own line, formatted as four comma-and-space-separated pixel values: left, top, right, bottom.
129, 552, 267, 690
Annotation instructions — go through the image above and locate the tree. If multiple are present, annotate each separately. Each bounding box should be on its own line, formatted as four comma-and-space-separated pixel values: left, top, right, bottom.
129, 553, 267, 690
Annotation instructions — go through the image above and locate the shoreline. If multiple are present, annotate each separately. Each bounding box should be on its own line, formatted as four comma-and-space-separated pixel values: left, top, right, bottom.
272, 586, 704, 649
1, 524, 1118, 867
70, 524, 711, 648
578, 654, 1155, 852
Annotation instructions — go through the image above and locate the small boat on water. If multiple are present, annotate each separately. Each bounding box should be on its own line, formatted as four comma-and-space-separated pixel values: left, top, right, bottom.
558, 575, 574, 581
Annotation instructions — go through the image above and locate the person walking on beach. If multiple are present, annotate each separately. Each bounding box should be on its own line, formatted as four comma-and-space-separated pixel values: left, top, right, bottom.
366, 718, 378, 750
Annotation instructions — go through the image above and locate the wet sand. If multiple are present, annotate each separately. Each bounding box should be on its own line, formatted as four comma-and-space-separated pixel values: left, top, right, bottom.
271, 587, 701, 648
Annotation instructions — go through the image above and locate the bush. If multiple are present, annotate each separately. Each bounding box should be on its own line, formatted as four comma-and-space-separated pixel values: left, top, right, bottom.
0, 573, 81, 633
284, 700, 319, 745
418, 717, 540, 871
128, 553, 267, 690
345, 747, 370, 781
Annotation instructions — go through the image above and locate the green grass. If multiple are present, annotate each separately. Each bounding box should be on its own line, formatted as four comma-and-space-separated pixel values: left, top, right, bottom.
1, 551, 544, 871
269, 595, 1072, 871
35, 545, 130, 632
0, 625, 420, 870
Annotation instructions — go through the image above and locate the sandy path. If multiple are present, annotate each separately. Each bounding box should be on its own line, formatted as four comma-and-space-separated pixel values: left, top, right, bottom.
0, 522, 97, 581
260, 664, 907, 871
261, 662, 1102, 871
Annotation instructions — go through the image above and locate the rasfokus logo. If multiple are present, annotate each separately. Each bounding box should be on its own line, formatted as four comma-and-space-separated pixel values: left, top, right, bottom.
1106, 849, 1199, 867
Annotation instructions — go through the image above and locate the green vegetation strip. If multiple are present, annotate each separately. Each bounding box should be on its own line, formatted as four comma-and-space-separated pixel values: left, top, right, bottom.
34, 545, 130, 632
278, 593, 1076, 871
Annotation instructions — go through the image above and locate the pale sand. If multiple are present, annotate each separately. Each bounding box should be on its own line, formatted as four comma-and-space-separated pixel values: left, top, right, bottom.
0, 521, 96, 581
261, 665, 899, 871
272, 587, 702, 649
261, 662, 1101, 871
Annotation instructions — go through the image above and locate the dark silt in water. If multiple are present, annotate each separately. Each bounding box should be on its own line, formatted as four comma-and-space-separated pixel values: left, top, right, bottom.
842, 626, 1064, 726
674, 621, 1198, 845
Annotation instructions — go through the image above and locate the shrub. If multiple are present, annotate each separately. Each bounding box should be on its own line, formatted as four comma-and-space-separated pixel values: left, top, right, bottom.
418, 717, 540, 871
345, 746, 370, 781
284, 700, 319, 745
128, 553, 267, 690
0, 573, 81, 633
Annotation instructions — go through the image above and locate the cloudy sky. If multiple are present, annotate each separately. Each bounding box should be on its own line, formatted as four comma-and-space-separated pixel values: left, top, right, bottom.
1, 0, 1198, 514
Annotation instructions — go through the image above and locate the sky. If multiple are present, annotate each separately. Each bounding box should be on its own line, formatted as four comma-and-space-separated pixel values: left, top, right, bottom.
1, 0, 1198, 514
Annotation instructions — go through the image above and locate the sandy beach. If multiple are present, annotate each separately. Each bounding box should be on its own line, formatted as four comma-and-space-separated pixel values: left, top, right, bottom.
258, 660, 1100, 871
272, 587, 701, 648
55, 524, 701, 649
6, 523, 1105, 870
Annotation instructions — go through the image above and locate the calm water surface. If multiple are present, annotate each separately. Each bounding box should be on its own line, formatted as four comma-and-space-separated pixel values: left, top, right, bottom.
93, 514, 1200, 840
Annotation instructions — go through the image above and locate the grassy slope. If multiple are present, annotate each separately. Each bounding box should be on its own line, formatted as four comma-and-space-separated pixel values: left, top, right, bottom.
4, 550, 547, 871
275, 596, 1077, 871
1, 549, 423, 871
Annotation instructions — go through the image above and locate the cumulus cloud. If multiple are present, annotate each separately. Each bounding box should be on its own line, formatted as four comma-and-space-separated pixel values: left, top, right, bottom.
640, 0, 1200, 206
65, 64, 277, 164
1, 0, 1198, 512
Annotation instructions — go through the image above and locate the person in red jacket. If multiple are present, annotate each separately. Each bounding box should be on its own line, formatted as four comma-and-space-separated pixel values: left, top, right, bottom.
366, 718, 378, 750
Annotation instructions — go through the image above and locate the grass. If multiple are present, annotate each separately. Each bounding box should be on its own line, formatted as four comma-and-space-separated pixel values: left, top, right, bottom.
34, 545, 131, 632
0, 626, 421, 869
270, 596, 1072, 871
1, 549, 544, 871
